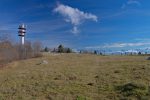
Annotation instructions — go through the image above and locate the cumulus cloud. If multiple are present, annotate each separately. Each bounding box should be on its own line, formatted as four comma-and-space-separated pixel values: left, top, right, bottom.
122, 0, 141, 9
53, 3, 98, 34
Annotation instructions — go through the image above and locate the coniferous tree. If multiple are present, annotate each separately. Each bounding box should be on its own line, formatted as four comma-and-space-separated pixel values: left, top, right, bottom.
66, 48, 72, 53
58, 44, 64, 53
94, 50, 97, 54
44, 47, 49, 52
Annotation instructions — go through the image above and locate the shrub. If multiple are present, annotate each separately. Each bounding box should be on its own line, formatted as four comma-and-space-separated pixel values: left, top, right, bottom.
76, 95, 86, 100
115, 82, 148, 97
0, 34, 42, 65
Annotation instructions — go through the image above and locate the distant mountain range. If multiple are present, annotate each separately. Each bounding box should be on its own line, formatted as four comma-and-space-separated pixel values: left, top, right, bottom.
74, 48, 150, 55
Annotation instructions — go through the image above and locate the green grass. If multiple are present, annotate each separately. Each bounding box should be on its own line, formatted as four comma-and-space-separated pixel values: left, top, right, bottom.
0, 53, 150, 100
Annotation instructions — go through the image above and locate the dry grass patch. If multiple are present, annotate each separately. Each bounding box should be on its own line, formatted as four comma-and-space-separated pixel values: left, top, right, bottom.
0, 54, 149, 100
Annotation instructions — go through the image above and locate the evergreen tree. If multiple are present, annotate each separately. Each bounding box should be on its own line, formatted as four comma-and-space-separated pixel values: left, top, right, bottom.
66, 48, 72, 53
100, 52, 103, 55
94, 50, 97, 54
58, 44, 64, 53
138, 51, 142, 55
44, 47, 49, 52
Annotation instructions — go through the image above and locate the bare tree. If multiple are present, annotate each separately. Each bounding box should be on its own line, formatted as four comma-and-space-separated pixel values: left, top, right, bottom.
24, 41, 33, 58
32, 41, 42, 57
0, 33, 43, 66
0, 34, 18, 63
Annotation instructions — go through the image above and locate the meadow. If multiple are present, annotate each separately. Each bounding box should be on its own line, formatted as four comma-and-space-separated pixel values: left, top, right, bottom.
0, 53, 150, 100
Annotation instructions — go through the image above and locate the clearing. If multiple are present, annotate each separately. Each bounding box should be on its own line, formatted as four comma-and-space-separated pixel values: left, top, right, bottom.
0, 53, 150, 100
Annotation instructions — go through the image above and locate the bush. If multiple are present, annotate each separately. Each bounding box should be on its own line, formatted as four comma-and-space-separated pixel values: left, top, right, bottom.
76, 95, 86, 100
0, 34, 42, 65
115, 82, 148, 98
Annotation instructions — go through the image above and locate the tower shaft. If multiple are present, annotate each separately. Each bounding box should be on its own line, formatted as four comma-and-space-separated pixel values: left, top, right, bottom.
21, 36, 25, 45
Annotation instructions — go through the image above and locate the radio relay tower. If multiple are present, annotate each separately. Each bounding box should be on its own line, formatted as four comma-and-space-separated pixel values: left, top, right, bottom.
18, 24, 26, 45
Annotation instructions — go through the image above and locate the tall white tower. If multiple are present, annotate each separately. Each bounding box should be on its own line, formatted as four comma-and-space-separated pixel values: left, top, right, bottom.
18, 24, 26, 45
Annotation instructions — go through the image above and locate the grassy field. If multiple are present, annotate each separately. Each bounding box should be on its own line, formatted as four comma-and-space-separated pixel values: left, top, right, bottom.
0, 53, 150, 100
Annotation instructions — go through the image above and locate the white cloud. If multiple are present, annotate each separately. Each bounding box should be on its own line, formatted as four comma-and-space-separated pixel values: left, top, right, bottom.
103, 43, 150, 48
121, 0, 141, 9
71, 26, 80, 34
53, 3, 98, 34
85, 42, 150, 49
127, 0, 141, 5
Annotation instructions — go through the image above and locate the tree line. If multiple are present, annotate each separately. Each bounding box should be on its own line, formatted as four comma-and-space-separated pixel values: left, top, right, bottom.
43, 44, 72, 53
0, 34, 42, 66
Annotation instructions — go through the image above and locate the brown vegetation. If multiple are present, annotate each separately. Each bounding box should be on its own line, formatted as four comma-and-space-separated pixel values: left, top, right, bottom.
0, 54, 148, 99
0, 34, 42, 66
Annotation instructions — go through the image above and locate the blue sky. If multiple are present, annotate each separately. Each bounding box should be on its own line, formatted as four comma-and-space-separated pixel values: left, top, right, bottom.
1, 0, 150, 50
